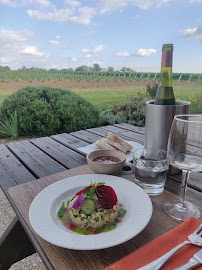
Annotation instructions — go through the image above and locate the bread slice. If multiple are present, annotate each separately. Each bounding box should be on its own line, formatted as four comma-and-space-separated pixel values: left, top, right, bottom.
98, 138, 128, 153
107, 132, 133, 153
113, 142, 127, 154
95, 133, 133, 154
95, 138, 117, 151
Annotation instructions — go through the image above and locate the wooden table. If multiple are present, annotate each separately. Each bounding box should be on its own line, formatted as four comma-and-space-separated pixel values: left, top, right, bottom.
0, 123, 202, 270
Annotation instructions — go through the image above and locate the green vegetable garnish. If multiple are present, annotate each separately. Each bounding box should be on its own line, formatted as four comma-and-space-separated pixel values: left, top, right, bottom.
90, 181, 105, 187
115, 208, 127, 221
84, 186, 95, 199
83, 181, 105, 199
57, 202, 65, 217
61, 212, 71, 223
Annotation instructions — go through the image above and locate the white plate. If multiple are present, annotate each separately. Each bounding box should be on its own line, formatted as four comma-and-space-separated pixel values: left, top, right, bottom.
78, 141, 143, 162
29, 174, 152, 250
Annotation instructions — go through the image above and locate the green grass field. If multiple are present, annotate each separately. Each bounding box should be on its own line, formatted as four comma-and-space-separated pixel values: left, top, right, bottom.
75, 82, 202, 112
75, 87, 141, 111
0, 80, 201, 113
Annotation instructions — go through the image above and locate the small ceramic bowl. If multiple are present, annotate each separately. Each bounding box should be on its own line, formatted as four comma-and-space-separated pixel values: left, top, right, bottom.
86, 149, 133, 175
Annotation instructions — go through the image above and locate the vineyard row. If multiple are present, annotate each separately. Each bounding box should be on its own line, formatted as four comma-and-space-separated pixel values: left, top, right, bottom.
0, 70, 202, 82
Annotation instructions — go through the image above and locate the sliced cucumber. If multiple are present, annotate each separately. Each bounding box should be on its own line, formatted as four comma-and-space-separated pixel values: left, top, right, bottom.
81, 198, 96, 215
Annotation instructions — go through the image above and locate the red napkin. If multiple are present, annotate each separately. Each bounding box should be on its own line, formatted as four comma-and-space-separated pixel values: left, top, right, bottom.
104, 217, 202, 270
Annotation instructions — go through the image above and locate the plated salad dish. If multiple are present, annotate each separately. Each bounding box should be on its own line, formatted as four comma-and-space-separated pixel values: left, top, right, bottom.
57, 182, 126, 235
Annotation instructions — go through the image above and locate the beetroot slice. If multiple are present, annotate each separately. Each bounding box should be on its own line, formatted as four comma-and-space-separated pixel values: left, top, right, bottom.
96, 185, 117, 209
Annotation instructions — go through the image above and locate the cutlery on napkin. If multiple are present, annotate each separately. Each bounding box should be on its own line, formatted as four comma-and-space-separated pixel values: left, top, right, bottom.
175, 249, 202, 270
104, 217, 202, 270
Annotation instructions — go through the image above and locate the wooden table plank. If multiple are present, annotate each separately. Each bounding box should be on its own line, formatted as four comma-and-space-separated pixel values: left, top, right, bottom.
51, 133, 89, 148
86, 127, 109, 137
86, 126, 140, 142
101, 125, 144, 143
70, 130, 102, 143
7, 141, 66, 178
0, 145, 36, 191
168, 172, 202, 193
114, 123, 145, 135
8, 165, 202, 270
31, 137, 87, 169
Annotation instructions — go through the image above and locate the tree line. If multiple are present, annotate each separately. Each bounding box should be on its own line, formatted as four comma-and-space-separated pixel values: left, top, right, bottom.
0, 65, 201, 81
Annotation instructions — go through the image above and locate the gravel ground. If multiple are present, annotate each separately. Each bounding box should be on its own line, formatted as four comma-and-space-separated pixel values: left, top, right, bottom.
0, 188, 46, 270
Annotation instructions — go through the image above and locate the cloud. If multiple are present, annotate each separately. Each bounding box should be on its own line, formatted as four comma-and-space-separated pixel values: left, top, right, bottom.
82, 45, 104, 57
188, 0, 202, 3
0, 0, 54, 8
64, 0, 80, 8
34, 0, 53, 8
27, 8, 72, 21
49, 40, 60, 45
72, 57, 77, 61
0, 0, 16, 7
2, 0, 177, 25
93, 45, 104, 52
181, 26, 202, 42
115, 51, 131, 56
0, 27, 33, 47
18, 46, 46, 56
0, 57, 14, 63
0, 27, 49, 69
115, 48, 157, 57
136, 48, 157, 56
183, 27, 198, 35
68, 7, 96, 24
85, 53, 92, 58
56, 35, 61, 39
97, 0, 175, 14
82, 48, 91, 53
27, 4, 96, 24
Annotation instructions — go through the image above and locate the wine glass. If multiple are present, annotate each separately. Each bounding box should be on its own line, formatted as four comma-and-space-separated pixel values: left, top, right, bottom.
164, 114, 202, 221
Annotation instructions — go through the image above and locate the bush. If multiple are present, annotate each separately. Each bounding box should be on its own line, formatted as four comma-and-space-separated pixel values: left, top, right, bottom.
100, 93, 149, 127
188, 93, 202, 113
145, 81, 159, 99
0, 86, 101, 136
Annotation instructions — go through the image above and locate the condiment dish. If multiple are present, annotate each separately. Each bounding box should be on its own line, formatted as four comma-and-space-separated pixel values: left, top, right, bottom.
86, 149, 133, 175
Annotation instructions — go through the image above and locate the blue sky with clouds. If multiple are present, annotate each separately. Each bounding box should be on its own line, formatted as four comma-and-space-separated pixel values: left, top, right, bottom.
0, 0, 202, 73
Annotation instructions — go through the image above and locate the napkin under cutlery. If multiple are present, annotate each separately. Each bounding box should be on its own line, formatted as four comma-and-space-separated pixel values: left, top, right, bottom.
175, 249, 202, 270
104, 217, 202, 270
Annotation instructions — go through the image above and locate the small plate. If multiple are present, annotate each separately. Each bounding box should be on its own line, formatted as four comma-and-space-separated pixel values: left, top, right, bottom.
78, 141, 143, 162
29, 174, 152, 250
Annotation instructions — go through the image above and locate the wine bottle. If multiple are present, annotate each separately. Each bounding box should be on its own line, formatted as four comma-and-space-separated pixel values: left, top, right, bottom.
154, 44, 176, 105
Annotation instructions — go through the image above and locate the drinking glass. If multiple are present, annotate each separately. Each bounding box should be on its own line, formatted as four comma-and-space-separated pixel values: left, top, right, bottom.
133, 148, 169, 195
164, 114, 202, 221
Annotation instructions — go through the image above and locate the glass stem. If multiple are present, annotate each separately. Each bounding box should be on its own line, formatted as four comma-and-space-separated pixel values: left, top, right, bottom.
180, 169, 190, 203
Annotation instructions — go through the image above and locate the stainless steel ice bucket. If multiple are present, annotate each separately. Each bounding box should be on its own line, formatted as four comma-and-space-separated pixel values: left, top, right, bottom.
144, 100, 190, 174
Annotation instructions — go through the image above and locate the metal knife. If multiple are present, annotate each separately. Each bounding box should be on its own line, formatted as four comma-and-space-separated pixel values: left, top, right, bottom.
175, 249, 202, 270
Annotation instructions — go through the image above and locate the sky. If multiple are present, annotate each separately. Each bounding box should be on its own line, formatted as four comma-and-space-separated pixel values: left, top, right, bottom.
0, 0, 202, 73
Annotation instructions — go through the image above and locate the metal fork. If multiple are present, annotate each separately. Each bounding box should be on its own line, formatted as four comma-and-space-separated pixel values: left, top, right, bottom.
137, 224, 202, 270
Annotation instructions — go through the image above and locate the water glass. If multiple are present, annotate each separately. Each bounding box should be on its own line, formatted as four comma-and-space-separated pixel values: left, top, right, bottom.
133, 148, 169, 195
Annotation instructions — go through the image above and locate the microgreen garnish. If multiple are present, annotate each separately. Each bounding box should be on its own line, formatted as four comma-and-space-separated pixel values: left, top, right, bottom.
91, 181, 105, 187
83, 182, 105, 199
57, 202, 65, 217
84, 187, 95, 199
